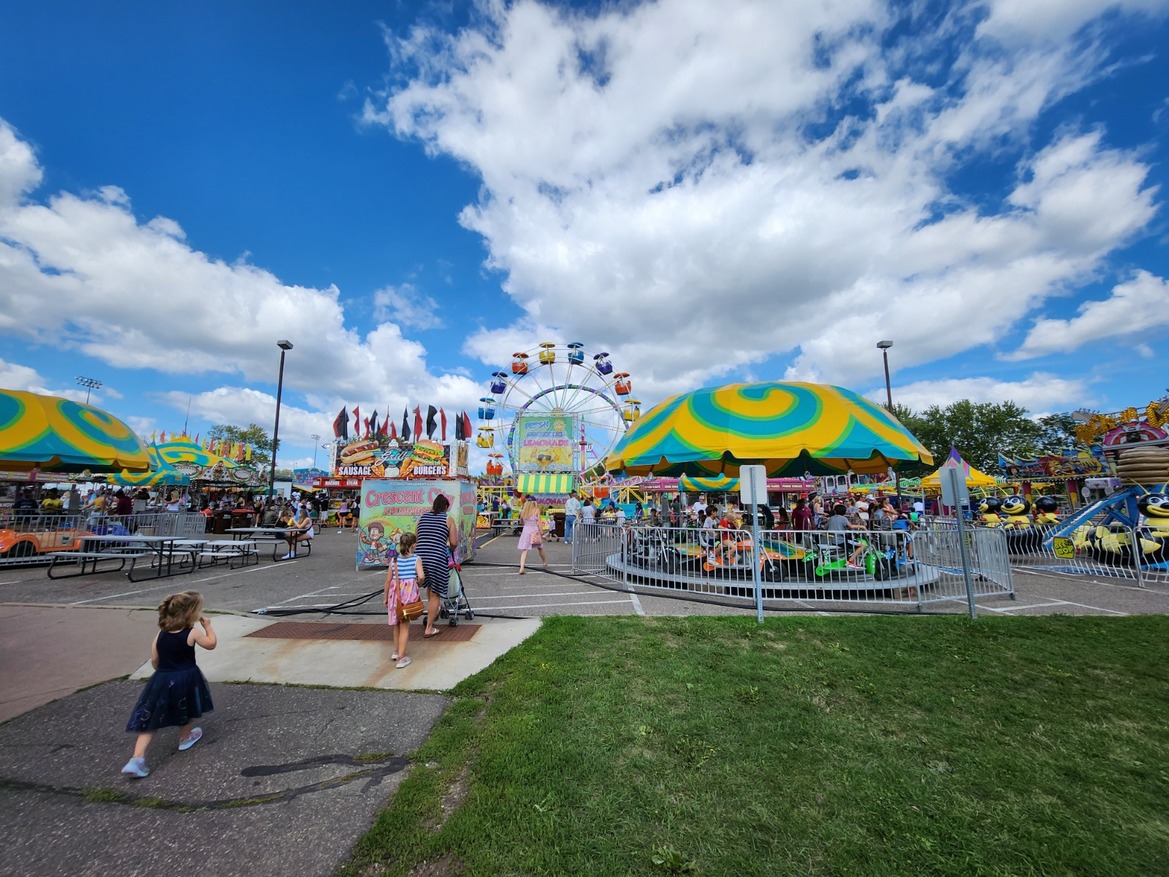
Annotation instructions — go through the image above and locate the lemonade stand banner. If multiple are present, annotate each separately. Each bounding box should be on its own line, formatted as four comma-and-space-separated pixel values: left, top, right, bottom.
355, 479, 477, 571
516, 414, 575, 471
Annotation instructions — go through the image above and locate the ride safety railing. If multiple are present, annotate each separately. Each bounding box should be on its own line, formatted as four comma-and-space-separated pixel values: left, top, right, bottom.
977, 514, 1169, 587
570, 521, 1015, 613
0, 510, 206, 565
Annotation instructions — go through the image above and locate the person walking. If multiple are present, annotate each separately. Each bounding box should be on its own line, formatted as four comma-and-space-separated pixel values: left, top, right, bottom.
415, 494, 458, 638
563, 494, 581, 544
384, 532, 424, 669
792, 498, 814, 532
517, 499, 548, 574
122, 591, 217, 778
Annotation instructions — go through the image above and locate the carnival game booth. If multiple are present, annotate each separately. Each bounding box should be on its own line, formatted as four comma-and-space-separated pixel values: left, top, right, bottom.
339, 430, 476, 570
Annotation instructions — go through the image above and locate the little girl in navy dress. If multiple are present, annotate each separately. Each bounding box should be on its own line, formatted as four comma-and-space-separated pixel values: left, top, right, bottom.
122, 591, 217, 778
384, 532, 425, 669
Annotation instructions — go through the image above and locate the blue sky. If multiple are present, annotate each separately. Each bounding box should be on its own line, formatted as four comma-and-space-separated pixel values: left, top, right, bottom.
1, 0, 1168, 473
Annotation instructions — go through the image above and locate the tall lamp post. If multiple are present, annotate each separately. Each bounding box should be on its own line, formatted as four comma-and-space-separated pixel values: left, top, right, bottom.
310, 433, 320, 473
876, 340, 901, 504
76, 376, 102, 404
268, 340, 294, 498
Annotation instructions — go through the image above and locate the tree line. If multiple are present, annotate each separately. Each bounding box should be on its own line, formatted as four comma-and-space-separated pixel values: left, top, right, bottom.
891, 401, 1079, 475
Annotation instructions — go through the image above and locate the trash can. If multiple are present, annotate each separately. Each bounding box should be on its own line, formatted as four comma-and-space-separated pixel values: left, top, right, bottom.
232, 510, 255, 529
212, 511, 231, 535
552, 512, 566, 538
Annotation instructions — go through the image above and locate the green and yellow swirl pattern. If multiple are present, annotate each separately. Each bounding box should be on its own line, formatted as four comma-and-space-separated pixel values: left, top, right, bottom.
109, 444, 191, 487
604, 382, 933, 477
0, 389, 150, 473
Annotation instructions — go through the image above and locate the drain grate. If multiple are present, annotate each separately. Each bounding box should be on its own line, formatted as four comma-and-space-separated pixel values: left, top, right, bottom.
247, 621, 480, 643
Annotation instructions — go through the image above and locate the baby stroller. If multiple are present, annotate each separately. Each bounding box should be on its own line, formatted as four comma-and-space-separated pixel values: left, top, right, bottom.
438, 554, 475, 626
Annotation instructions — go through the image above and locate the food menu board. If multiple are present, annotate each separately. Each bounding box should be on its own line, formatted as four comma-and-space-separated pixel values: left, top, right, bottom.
355, 478, 477, 571
334, 438, 452, 479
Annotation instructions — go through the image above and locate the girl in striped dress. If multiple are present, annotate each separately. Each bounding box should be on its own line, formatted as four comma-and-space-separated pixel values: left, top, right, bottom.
415, 494, 458, 638
384, 532, 424, 669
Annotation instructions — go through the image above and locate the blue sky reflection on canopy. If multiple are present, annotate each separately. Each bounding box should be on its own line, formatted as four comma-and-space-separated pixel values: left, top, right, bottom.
0, 1, 1167, 476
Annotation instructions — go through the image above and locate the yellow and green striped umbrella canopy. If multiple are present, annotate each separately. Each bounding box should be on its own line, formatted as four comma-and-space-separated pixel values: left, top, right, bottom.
604, 382, 934, 478
109, 444, 190, 487
0, 388, 150, 473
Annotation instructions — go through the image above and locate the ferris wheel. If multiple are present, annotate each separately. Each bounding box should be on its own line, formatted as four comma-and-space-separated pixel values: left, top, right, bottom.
476, 342, 640, 474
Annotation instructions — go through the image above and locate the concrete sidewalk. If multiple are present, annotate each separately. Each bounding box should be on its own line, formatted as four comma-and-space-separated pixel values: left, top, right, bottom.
1, 603, 541, 724
0, 601, 540, 876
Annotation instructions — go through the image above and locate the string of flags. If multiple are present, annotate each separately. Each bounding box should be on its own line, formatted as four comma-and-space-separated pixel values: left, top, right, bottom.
331, 405, 472, 443
147, 431, 255, 463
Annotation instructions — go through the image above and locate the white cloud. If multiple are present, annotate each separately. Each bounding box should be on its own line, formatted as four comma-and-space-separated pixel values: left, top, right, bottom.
0, 357, 52, 394
976, 0, 1168, 45
0, 118, 482, 426
368, 0, 1167, 402
1010, 270, 1169, 358
890, 372, 1092, 414
372, 283, 444, 329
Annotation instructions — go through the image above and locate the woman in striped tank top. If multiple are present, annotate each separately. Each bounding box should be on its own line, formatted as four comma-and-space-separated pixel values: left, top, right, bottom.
415, 494, 459, 638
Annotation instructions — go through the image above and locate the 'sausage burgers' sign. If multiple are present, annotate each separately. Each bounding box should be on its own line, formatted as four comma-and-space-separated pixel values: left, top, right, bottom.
333, 437, 451, 479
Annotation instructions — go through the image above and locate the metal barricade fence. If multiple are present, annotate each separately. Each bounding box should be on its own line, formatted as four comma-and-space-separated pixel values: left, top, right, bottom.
571, 522, 1015, 611
986, 517, 1166, 587
0, 510, 207, 565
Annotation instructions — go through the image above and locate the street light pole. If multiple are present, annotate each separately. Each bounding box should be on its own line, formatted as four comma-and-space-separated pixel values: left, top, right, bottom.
876, 340, 901, 505
268, 340, 294, 498
310, 433, 320, 472
76, 376, 102, 404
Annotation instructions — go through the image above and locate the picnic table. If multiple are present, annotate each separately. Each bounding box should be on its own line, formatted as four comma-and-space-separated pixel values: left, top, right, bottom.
225, 527, 313, 561
47, 534, 206, 581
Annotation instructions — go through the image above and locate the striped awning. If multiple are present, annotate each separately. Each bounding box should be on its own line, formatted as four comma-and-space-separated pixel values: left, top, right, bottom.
517, 472, 576, 496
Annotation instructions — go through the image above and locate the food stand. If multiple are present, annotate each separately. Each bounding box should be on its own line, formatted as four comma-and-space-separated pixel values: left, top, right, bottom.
330, 431, 475, 570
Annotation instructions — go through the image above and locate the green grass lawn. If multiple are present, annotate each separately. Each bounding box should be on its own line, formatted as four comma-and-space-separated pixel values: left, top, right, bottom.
343, 615, 1169, 877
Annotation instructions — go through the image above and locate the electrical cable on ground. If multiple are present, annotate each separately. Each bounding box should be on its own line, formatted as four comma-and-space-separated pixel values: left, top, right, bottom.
468, 560, 921, 616
252, 535, 918, 618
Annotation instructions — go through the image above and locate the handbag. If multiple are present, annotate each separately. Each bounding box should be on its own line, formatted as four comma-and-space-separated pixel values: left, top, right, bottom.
398, 598, 424, 622
388, 558, 424, 621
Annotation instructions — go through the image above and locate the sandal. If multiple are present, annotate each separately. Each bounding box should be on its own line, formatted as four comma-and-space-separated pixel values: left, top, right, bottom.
423, 628, 442, 638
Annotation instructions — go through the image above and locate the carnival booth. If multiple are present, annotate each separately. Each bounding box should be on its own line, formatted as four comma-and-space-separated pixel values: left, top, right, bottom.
356, 478, 477, 570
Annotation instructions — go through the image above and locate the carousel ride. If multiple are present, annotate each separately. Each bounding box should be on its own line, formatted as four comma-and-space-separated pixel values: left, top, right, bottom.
600, 382, 944, 594
476, 342, 638, 479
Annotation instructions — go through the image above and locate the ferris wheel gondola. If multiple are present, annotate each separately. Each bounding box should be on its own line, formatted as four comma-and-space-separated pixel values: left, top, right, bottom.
478, 342, 632, 475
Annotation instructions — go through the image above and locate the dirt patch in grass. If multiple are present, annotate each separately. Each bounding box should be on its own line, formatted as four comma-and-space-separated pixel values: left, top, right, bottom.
409, 853, 465, 876
430, 764, 470, 833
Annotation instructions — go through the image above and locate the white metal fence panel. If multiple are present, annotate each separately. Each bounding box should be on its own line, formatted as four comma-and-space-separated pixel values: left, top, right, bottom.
572, 522, 1014, 611
0, 511, 207, 565
981, 513, 1169, 587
